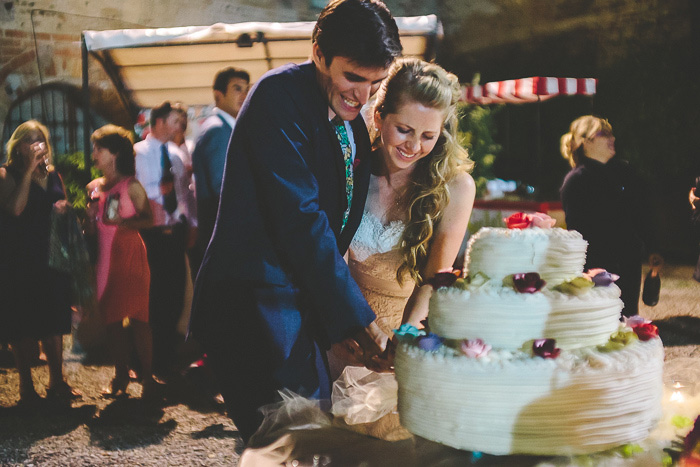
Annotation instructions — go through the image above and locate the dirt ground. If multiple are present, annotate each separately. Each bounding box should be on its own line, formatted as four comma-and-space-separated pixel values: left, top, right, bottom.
0, 263, 699, 466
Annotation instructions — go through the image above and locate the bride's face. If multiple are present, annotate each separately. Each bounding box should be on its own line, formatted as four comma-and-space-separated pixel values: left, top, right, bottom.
374, 100, 443, 173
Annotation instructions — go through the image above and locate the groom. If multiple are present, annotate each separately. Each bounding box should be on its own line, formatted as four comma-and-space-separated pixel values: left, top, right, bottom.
188, 0, 402, 442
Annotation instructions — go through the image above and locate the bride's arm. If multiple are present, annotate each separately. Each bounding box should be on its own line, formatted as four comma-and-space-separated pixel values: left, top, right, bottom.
402, 172, 476, 327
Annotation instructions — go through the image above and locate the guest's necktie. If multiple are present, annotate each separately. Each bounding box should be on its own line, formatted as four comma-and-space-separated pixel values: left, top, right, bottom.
331, 116, 353, 230
160, 144, 178, 214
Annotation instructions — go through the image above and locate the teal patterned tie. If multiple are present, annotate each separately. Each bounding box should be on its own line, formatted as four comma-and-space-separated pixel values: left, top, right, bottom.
331, 116, 353, 230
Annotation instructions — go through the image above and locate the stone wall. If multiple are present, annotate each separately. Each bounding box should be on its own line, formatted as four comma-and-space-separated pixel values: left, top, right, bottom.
1, 0, 692, 136
0, 0, 318, 142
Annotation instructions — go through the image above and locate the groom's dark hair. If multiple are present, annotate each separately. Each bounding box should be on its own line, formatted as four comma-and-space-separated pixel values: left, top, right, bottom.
312, 0, 402, 68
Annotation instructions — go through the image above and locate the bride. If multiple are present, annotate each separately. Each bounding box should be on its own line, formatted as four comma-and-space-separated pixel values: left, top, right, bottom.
328, 57, 476, 378
241, 58, 476, 457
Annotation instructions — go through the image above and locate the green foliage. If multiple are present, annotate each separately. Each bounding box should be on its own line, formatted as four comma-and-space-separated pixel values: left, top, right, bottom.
457, 104, 503, 198
53, 152, 100, 221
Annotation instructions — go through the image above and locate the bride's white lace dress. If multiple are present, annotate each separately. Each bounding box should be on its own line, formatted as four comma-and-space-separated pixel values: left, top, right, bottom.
328, 211, 415, 379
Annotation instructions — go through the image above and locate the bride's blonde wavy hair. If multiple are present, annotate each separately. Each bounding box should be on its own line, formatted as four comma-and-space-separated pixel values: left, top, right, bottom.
371, 58, 473, 285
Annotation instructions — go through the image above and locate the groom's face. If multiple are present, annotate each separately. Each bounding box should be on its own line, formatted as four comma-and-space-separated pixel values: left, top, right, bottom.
313, 43, 389, 121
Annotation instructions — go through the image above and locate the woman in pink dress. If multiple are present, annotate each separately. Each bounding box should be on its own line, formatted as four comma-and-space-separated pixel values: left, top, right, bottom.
85, 125, 156, 399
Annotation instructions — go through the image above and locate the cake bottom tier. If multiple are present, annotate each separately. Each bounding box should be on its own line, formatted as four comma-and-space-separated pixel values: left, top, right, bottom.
395, 338, 664, 456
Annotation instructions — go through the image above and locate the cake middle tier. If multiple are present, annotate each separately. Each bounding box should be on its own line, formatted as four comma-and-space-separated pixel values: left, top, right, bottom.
429, 284, 623, 351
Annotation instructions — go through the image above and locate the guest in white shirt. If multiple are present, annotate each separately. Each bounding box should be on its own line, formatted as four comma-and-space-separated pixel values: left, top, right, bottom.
134, 101, 194, 381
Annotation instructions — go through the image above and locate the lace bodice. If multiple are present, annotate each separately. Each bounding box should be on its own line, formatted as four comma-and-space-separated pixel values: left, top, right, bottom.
347, 212, 415, 336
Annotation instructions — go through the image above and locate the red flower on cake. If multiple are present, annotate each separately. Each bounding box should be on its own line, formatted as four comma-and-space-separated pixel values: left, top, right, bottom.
532, 339, 561, 359
511, 272, 546, 293
632, 322, 658, 341
504, 212, 532, 229
428, 271, 460, 290
504, 212, 556, 229
685, 417, 700, 452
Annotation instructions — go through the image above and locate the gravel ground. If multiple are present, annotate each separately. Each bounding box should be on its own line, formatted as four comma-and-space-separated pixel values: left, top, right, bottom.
1, 262, 699, 466
0, 339, 242, 466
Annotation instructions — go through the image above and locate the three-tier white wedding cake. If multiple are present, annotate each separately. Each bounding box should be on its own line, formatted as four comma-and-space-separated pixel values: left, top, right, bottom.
394, 213, 664, 456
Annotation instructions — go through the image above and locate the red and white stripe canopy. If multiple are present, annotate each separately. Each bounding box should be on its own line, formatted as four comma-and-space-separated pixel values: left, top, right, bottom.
462, 77, 597, 105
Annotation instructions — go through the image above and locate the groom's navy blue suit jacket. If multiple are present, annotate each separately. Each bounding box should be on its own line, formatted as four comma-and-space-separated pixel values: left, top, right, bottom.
189, 62, 375, 407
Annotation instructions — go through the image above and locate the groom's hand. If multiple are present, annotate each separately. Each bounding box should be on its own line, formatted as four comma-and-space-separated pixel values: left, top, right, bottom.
354, 322, 395, 373
330, 338, 365, 366
365, 337, 396, 373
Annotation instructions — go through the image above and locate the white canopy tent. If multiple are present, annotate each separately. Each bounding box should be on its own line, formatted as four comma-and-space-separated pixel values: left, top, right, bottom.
81, 15, 442, 111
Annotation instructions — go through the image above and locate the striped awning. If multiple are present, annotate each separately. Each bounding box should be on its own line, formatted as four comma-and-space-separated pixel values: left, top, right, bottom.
462, 77, 597, 105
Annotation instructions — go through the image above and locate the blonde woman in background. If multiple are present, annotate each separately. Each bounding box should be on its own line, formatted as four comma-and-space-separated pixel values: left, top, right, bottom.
0, 120, 81, 409
328, 57, 476, 378
560, 115, 663, 317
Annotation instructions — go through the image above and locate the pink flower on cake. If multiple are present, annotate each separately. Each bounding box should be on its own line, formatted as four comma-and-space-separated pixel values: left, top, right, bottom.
506, 272, 546, 293
504, 212, 556, 229
428, 271, 460, 290
583, 268, 620, 286
529, 212, 557, 228
632, 322, 659, 341
532, 339, 560, 359
460, 339, 491, 358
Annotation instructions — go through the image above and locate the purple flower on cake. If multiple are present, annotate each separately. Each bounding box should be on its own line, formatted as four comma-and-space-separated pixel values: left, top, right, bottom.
532, 339, 560, 359
460, 339, 491, 358
504, 212, 556, 229
416, 333, 443, 351
506, 272, 546, 293
583, 268, 620, 287
428, 271, 459, 290
623, 315, 651, 327
394, 323, 426, 339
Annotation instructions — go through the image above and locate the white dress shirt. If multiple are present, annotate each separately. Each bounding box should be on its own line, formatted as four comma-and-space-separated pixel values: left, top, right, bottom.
134, 134, 194, 227
214, 106, 236, 130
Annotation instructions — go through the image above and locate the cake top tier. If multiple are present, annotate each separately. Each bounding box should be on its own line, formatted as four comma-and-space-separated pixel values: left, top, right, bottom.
465, 226, 588, 284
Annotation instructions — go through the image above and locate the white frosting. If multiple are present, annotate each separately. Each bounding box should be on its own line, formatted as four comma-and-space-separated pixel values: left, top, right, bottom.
394, 226, 664, 456
395, 338, 664, 456
429, 283, 623, 351
465, 227, 588, 284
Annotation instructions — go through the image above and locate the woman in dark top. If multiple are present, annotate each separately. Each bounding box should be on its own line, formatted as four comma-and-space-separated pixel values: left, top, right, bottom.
559, 115, 663, 317
0, 120, 80, 408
